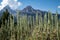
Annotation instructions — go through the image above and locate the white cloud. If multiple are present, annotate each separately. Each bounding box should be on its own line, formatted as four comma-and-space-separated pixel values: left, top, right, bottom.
0, 0, 22, 10
58, 6, 60, 8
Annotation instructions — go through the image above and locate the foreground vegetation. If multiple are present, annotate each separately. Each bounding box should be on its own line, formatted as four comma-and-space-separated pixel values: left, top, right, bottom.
0, 10, 60, 40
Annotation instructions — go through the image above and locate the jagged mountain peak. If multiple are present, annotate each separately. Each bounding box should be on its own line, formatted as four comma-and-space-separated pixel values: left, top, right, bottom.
4, 5, 10, 9
0, 5, 16, 16
22, 6, 36, 12
22, 6, 45, 13
25, 6, 33, 9
2, 5, 15, 11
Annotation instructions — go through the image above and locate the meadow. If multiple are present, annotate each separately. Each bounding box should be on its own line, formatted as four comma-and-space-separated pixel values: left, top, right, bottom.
0, 11, 60, 40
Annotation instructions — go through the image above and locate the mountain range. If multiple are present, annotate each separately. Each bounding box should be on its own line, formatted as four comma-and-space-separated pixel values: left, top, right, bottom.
0, 5, 60, 19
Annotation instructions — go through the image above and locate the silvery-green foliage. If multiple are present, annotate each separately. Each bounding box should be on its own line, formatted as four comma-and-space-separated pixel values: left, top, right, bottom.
0, 11, 60, 40
55, 12, 59, 40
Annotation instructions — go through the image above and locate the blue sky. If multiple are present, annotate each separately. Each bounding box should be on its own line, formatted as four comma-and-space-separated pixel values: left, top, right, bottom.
0, 0, 60, 13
